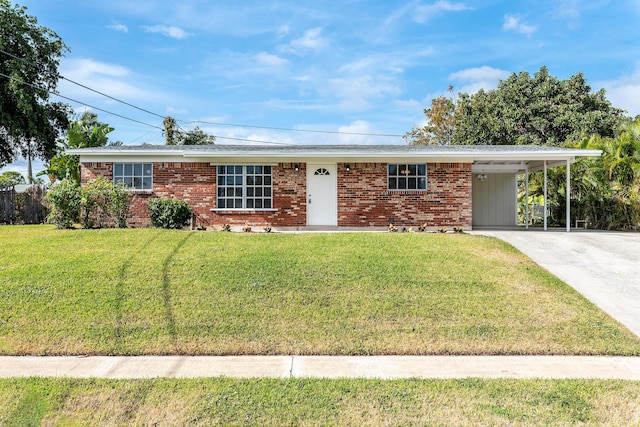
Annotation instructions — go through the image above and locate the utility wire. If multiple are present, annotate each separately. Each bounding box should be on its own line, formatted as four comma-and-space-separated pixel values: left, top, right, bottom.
1, 72, 291, 145
0, 71, 163, 130
184, 120, 404, 137
0, 49, 405, 139
0, 49, 166, 120
213, 136, 291, 145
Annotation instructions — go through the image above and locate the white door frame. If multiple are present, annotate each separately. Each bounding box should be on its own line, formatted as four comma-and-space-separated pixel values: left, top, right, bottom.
306, 163, 337, 226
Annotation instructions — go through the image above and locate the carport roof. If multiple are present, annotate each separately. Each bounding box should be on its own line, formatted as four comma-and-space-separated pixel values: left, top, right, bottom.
68, 144, 601, 171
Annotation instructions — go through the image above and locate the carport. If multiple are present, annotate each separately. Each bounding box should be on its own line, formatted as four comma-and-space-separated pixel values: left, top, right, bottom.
471, 146, 601, 231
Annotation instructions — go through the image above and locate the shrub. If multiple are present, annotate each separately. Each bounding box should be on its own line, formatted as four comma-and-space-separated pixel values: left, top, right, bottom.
80, 177, 129, 228
45, 180, 82, 229
148, 198, 192, 229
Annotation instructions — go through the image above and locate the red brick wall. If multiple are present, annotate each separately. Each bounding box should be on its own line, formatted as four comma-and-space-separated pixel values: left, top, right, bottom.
210, 163, 307, 227
80, 161, 471, 228
80, 162, 307, 228
337, 162, 472, 227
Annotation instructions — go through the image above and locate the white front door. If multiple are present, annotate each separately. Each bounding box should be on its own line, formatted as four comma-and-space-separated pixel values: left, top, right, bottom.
307, 164, 337, 226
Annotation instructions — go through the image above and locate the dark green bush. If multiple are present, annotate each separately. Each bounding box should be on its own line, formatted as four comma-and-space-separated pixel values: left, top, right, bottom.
45, 180, 82, 229
148, 198, 192, 229
80, 177, 129, 228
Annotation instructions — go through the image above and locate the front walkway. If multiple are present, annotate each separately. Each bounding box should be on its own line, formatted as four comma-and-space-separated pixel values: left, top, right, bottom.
1, 355, 640, 379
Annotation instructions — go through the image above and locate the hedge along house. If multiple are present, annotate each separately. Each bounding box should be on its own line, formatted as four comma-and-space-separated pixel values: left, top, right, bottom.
68, 144, 601, 231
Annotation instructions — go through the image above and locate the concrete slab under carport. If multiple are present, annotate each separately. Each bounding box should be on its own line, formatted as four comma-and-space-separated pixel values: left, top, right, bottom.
474, 229, 640, 338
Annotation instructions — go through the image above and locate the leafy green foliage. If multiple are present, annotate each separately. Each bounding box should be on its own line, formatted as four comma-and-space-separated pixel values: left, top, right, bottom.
453, 67, 622, 146
44, 180, 81, 229
45, 177, 130, 228
0, 1, 71, 167
148, 197, 193, 229
405, 86, 458, 145
0, 171, 25, 187
522, 118, 640, 230
567, 119, 640, 229
163, 116, 216, 145
407, 67, 623, 147
41, 112, 116, 183
80, 177, 129, 228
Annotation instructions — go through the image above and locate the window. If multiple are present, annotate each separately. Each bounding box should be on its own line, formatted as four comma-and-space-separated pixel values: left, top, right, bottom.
113, 163, 152, 190
217, 165, 272, 209
388, 164, 427, 190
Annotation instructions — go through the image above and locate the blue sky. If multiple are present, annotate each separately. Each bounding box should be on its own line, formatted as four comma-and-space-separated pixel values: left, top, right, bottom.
3, 0, 640, 177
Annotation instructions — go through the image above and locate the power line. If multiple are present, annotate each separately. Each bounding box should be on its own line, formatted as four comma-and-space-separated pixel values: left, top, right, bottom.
0, 71, 163, 131
183, 120, 404, 138
1, 72, 291, 145
214, 136, 292, 145
1, 49, 405, 139
0, 49, 166, 119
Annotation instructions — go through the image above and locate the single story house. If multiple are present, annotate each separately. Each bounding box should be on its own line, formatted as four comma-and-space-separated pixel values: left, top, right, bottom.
68, 144, 601, 230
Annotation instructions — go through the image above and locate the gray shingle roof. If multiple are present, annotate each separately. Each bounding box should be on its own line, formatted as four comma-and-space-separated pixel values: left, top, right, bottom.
71, 143, 588, 154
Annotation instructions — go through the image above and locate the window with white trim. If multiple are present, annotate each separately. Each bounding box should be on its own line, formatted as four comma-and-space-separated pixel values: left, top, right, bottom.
388, 164, 427, 190
217, 165, 272, 209
113, 163, 153, 190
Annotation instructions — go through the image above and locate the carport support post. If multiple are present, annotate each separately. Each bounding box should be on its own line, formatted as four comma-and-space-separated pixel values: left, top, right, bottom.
566, 159, 571, 232
543, 160, 548, 231
525, 169, 529, 230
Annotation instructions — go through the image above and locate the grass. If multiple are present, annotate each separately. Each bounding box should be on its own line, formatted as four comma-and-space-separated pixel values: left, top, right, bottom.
0, 377, 639, 426
1, 225, 639, 355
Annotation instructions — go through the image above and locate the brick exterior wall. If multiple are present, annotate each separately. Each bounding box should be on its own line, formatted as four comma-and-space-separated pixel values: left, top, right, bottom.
80, 161, 471, 228
337, 162, 472, 227
80, 162, 307, 228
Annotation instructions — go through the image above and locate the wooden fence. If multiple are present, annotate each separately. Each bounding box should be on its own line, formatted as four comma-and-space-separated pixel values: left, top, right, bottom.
0, 185, 47, 224
0, 186, 15, 224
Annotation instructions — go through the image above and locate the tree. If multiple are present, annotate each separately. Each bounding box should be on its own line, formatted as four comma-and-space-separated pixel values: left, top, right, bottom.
404, 86, 458, 145
163, 116, 180, 146
0, 170, 25, 187
452, 67, 623, 146
0, 1, 71, 176
541, 118, 640, 230
163, 116, 215, 145
40, 112, 115, 183
182, 126, 216, 145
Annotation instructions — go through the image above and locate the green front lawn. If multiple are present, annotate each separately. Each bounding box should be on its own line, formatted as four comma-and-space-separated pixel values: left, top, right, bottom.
1, 225, 639, 355
1, 377, 639, 426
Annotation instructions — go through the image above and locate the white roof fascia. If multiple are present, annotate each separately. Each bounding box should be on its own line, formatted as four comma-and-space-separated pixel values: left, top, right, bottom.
68, 147, 602, 164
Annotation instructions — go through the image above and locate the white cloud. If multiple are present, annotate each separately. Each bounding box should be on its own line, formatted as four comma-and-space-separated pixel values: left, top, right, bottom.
107, 22, 129, 33
329, 75, 400, 110
503, 14, 537, 36
448, 66, 510, 93
255, 52, 289, 68
555, 0, 580, 20
279, 27, 328, 55
336, 120, 377, 144
142, 25, 193, 39
276, 24, 290, 38
165, 106, 189, 116
414, 1, 471, 24
596, 68, 640, 117
59, 58, 148, 100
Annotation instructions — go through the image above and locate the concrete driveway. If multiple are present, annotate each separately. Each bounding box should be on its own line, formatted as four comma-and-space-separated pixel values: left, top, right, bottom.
475, 229, 640, 337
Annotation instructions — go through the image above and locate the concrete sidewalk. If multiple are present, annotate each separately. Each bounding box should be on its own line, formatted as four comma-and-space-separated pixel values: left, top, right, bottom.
2, 355, 640, 380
